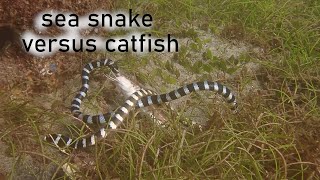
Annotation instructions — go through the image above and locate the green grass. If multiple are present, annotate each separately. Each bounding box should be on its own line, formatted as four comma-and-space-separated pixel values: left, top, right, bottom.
0, 0, 319, 179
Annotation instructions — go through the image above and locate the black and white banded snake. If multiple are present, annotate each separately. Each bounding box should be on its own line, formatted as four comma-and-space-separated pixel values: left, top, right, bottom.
44, 59, 238, 149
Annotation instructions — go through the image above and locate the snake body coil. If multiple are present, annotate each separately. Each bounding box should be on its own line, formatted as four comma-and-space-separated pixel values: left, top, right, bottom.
44, 59, 238, 149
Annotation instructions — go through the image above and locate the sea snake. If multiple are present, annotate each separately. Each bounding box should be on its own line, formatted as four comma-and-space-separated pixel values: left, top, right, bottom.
44, 58, 238, 149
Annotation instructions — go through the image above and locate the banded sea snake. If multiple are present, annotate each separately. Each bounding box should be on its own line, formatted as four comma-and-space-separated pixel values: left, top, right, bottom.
44, 59, 238, 149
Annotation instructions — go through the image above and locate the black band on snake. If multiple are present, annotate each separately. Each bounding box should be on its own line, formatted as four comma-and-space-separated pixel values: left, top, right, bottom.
44, 59, 238, 149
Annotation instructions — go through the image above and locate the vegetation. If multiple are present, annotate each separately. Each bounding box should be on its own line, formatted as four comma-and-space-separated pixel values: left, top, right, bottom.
0, 0, 319, 179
